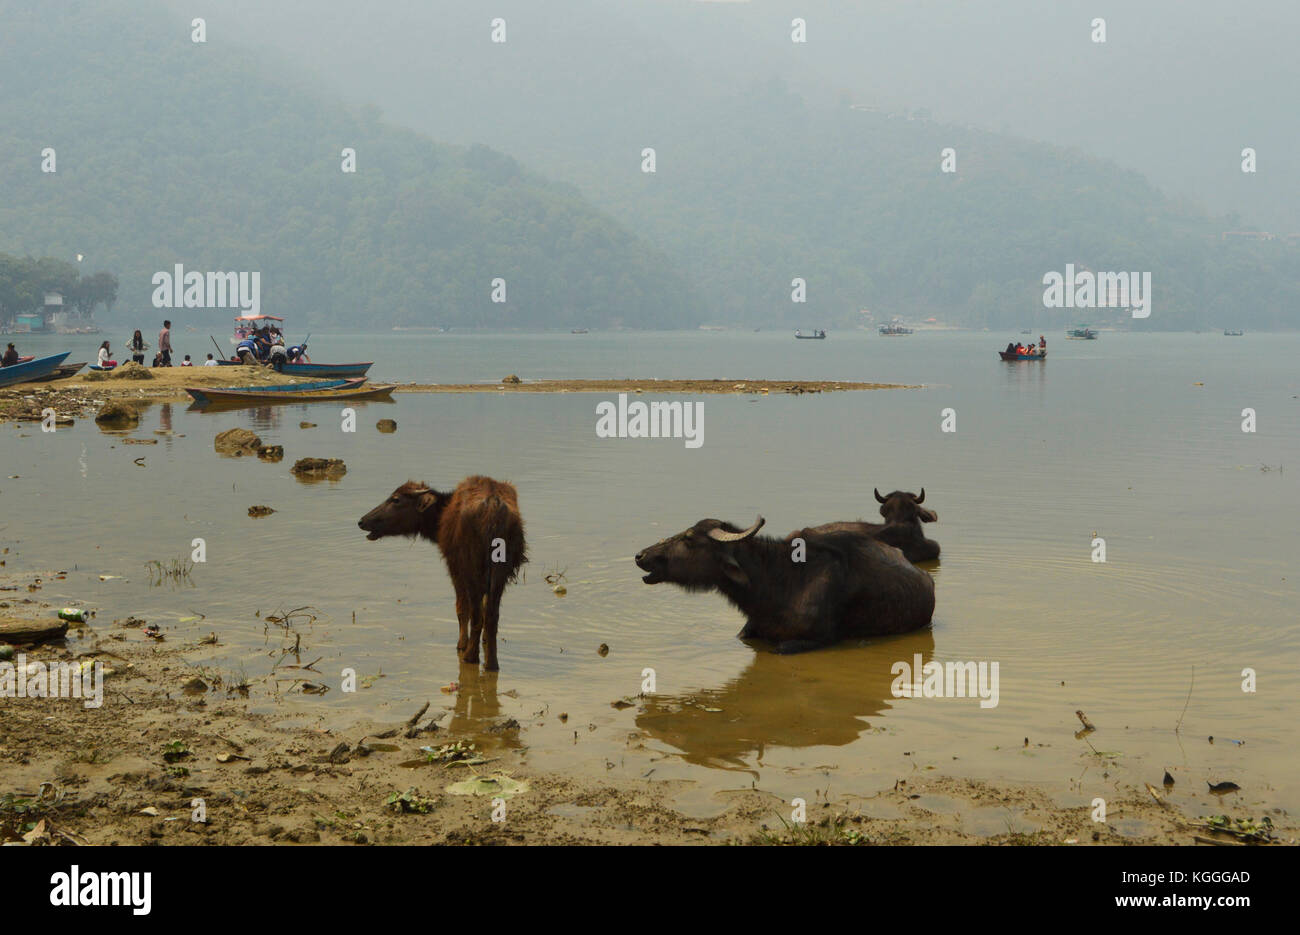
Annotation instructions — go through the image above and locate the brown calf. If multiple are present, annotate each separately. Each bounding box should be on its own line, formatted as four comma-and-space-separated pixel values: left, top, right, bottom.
359, 477, 526, 670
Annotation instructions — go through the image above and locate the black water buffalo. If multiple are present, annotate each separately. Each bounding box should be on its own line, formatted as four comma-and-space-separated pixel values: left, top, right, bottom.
635, 515, 935, 653
800, 489, 940, 563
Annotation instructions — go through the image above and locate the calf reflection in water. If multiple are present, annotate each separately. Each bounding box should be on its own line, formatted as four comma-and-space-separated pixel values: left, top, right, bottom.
635, 515, 934, 653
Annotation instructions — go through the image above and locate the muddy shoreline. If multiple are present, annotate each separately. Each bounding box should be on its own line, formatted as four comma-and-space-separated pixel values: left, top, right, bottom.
2, 573, 1287, 846
0, 367, 917, 421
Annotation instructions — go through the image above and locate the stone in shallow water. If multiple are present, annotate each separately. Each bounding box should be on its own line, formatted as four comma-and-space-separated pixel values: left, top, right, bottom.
214, 427, 262, 456
291, 457, 347, 480
94, 400, 141, 427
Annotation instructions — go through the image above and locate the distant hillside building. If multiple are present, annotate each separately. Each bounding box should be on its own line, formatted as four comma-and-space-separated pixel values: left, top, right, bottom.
45, 290, 101, 334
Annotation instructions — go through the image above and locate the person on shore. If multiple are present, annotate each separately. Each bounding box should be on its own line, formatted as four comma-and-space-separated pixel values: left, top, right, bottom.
204, 353, 218, 366
158, 320, 172, 366
268, 335, 287, 371
1, 343, 18, 367
180, 354, 193, 367
97, 341, 117, 369
128, 329, 147, 365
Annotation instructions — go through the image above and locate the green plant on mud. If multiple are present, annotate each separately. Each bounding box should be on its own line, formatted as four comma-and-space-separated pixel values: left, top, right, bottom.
385, 788, 438, 814
747, 813, 874, 846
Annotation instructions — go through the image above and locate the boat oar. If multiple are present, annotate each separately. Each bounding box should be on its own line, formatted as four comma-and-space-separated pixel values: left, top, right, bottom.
211, 335, 226, 361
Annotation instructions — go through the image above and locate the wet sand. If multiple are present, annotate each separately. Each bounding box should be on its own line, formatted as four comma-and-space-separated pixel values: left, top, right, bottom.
2, 573, 1287, 846
0, 367, 915, 421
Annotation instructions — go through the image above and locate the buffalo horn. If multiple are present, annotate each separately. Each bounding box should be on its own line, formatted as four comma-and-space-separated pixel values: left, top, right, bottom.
874, 488, 886, 504
707, 516, 766, 542
914, 488, 925, 504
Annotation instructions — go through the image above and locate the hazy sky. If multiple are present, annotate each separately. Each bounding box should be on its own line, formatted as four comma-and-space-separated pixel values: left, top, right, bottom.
165, 0, 1297, 230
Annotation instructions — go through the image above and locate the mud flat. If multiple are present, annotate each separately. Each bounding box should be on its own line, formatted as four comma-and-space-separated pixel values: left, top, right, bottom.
1, 370, 918, 417
2, 572, 1284, 847
395, 378, 918, 394
0, 365, 328, 419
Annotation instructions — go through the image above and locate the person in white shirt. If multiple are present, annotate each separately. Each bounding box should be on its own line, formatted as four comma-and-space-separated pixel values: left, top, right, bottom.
204, 353, 219, 366
97, 342, 117, 369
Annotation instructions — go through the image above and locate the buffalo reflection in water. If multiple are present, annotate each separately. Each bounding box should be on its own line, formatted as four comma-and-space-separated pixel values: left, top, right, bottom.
635, 628, 936, 772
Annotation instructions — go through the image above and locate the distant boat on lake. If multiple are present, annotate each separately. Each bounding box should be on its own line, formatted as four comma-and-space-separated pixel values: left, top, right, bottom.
1224, 329, 1244, 336
1067, 325, 1098, 339
794, 329, 826, 339
879, 323, 913, 336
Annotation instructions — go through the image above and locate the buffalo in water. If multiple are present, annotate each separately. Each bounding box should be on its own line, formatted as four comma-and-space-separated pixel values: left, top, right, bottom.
635, 516, 934, 653
800, 489, 940, 563
358, 477, 526, 671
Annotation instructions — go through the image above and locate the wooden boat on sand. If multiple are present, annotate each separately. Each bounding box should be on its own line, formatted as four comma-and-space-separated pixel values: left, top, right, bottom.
26, 361, 87, 382
185, 377, 396, 407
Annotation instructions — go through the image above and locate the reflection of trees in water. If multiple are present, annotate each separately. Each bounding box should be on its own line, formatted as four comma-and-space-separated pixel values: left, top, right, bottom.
635, 629, 936, 772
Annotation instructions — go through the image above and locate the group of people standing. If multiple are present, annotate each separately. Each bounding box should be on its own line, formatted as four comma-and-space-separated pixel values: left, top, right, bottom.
98, 320, 181, 369
4, 319, 225, 371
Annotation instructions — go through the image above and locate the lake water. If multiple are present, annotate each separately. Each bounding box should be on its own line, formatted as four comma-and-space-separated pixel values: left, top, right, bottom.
5, 329, 1298, 822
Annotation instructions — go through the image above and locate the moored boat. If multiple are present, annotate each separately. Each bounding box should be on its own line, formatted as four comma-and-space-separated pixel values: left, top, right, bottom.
26, 361, 88, 382
185, 378, 396, 407
231, 313, 286, 345
277, 360, 373, 378
0, 352, 72, 388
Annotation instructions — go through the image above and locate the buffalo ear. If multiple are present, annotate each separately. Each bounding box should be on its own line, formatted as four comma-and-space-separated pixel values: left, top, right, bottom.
721, 553, 750, 587
415, 491, 438, 513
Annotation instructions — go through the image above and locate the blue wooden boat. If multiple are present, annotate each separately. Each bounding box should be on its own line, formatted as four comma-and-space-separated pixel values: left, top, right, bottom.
186, 378, 396, 407
185, 378, 352, 404
999, 350, 1047, 361
0, 351, 72, 388
278, 361, 373, 378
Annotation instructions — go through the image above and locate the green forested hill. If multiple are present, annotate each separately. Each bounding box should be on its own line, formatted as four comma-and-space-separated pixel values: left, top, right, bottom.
577, 81, 1300, 330
0, 0, 700, 330
212, 0, 1300, 331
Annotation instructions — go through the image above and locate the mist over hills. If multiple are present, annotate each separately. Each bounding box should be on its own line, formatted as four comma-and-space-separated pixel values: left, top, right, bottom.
0, 0, 700, 330
162, 0, 1299, 330
4, 0, 1296, 331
